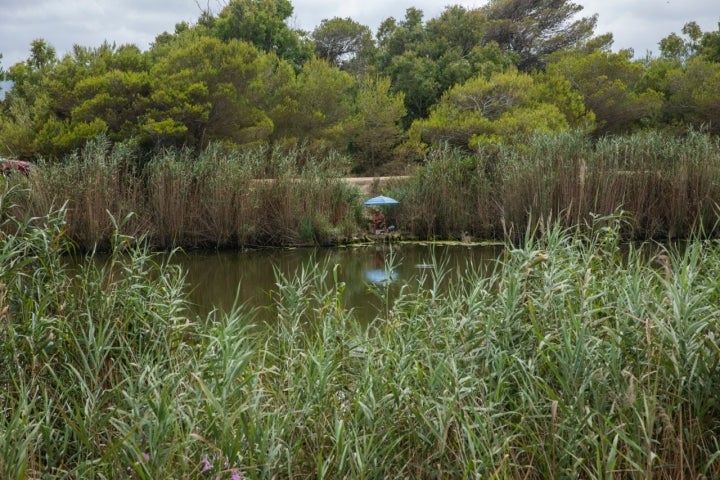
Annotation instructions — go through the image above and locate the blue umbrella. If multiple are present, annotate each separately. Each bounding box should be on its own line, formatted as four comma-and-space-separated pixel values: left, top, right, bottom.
363, 195, 399, 206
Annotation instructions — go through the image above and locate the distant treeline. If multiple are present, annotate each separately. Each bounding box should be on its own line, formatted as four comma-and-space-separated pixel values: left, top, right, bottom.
1, 0, 720, 174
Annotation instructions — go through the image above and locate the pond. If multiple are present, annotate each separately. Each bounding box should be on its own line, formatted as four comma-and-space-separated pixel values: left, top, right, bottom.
173, 243, 504, 323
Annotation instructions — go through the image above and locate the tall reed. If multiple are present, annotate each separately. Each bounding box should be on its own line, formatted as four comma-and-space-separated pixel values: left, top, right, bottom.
3, 192, 720, 477
587, 129, 720, 238
394, 129, 720, 241
498, 129, 591, 236
8, 129, 720, 247
394, 145, 497, 239
25, 136, 146, 249
19, 138, 360, 250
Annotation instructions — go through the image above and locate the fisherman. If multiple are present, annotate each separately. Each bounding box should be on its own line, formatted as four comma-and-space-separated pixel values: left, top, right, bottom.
372, 208, 386, 233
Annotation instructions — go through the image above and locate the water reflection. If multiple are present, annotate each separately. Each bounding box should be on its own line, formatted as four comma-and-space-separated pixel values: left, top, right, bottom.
173, 243, 502, 323
363, 248, 399, 284
363, 268, 399, 284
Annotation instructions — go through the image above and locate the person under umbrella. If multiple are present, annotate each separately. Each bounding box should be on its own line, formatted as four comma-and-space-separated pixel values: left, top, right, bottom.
372, 208, 386, 233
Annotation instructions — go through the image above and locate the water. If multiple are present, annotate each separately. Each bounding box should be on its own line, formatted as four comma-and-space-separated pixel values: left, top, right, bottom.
173, 243, 503, 323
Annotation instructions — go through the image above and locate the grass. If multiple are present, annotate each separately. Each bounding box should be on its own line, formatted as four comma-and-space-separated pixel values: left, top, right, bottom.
20, 136, 361, 251
2, 187, 720, 478
397, 128, 720, 241
6, 129, 720, 249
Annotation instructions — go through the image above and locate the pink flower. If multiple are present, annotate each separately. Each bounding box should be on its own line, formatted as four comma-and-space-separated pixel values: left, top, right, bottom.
230, 469, 243, 480
142, 452, 150, 462
200, 454, 213, 472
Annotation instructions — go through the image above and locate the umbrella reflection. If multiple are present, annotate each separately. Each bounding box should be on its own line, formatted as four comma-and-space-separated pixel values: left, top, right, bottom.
364, 268, 399, 284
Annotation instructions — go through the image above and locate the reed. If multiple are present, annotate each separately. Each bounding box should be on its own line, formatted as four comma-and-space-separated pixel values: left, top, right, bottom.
2, 193, 720, 478
392, 129, 720, 242
17, 138, 359, 250
394, 144, 497, 240
586, 129, 720, 238
497, 130, 591, 236
8, 129, 720, 247
26, 136, 146, 250
497, 129, 720, 240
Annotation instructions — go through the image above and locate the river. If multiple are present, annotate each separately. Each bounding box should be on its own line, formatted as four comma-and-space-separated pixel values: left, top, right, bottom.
173, 243, 503, 323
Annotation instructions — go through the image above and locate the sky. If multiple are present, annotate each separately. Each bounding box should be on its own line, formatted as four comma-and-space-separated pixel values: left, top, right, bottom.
0, 0, 718, 70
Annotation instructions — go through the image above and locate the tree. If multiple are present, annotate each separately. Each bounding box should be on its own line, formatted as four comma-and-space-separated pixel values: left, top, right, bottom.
658, 21, 720, 63
481, 0, 597, 71
0, 40, 64, 158
251, 53, 299, 144
533, 71, 595, 131
698, 22, 720, 62
375, 6, 518, 125
547, 50, 663, 135
311, 18, 375, 72
0, 97, 41, 158
426, 7, 517, 98
376, 7, 427, 64
3, 39, 57, 102
211, 0, 312, 69
290, 58, 356, 151
659, 32, 690, 62
425, 6, 488, 58
663, 58, 720, 134
145, 37, 274, 150
27, 39, 57, 71
406, 69, 570, 152
71, 69, 152, 142
0, 40, 162, 159
384, 51, 441, 125
350, 76, 406, 174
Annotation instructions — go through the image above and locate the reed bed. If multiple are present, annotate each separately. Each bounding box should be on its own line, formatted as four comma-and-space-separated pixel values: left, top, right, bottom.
19, 137, 360, 250
586, 130, 720, 238
7, 129, 720, 247
497, 129, 720, 240
393, 129, 720, 241
2, 193, 720, 478
393, 145, 497, 240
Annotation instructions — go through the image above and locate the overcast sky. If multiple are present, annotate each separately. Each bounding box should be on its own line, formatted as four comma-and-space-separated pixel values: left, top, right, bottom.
1, 0, 718, 70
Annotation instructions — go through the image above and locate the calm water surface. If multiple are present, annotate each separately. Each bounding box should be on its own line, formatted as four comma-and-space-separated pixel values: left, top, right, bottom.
174, 243, 503, 323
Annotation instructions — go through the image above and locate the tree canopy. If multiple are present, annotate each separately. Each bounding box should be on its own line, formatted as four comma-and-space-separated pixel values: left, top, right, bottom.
481, 0, 598, 71
0, 1, 719, 174
311, 17, 374, 71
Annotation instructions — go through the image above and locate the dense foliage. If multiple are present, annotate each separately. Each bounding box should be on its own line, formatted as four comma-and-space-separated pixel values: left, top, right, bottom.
2, 189, 720, 478
1, 0, 719, 174
3, 130, 719, 250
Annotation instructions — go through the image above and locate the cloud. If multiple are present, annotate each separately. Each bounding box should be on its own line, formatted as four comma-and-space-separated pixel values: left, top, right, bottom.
1, 0, 718, 69
1, 0, 201, 68
579, 0, 719, 56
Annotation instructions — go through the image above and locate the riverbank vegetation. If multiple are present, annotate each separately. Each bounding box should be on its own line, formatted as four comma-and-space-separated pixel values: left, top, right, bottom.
2, 192, 720, 478
2, 1, 720, 247
6, 137, 363, 249
398, 128, 720, 241
3, 128, 720, 250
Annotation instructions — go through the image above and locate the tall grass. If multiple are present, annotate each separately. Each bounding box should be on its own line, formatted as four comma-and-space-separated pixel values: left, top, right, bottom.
20, 137, 361, 250
7, 129, 720, 246
26, 137, 145, 249
394, 144, 497, 240
587, 129, 720, 238
497, 129, 720, 240
498, 130, 591, 235
395, 129, 720, 241
2, 191, 720, 478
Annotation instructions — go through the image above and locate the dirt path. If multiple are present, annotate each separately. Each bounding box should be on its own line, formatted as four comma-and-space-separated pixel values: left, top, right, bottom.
252, 176, 409, 196
342, 176, 409, 195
